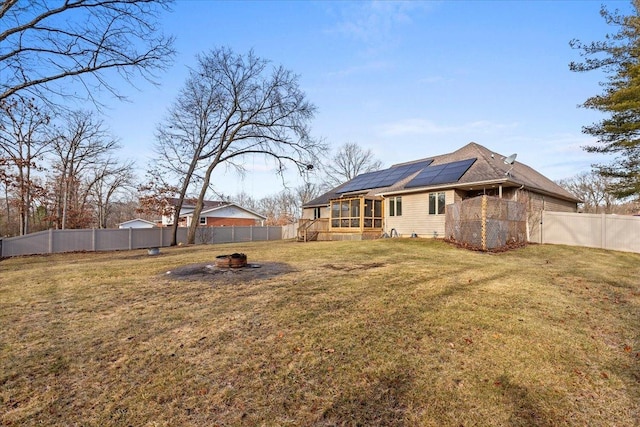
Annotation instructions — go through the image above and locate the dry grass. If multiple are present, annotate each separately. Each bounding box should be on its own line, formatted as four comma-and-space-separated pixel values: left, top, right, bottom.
1, 239, 639, 426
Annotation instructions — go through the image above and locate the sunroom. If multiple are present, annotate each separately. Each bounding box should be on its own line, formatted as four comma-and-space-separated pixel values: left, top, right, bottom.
329, 195, 383, 239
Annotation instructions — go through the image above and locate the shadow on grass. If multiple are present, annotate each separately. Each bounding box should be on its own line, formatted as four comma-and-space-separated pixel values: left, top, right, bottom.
318, 366, 413, 426
494, 374, 555, 427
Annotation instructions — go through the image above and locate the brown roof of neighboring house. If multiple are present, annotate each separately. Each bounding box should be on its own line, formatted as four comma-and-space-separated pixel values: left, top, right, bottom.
304, 142, 580, 207
166, 198, 227, 209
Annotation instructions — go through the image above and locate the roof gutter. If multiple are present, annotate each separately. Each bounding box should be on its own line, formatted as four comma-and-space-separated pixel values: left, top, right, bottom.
376, 178, 581, 203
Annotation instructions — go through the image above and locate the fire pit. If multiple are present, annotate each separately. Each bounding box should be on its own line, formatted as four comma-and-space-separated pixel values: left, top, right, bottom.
215, 253, 248, 268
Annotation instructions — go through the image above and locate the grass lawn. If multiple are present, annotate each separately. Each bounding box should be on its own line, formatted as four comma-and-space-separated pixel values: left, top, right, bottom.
1, 239, 639, 426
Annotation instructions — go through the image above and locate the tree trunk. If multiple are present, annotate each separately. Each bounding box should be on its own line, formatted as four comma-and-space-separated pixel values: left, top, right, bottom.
186, 163, 217, 244
169, 203, 182, 246
3, 183, 10, 235
61, 176, 69, 230
18, 164, 27, 235
170, 155, 201, 246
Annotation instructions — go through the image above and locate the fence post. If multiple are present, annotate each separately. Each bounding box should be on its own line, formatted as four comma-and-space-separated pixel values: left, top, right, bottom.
92, 228, 96, 252
232, 225, 235, 243
129, 227, 133, 250
481, 195, 487, 251
601, 213, 606, 250
250, 225, 253, 241
49, 228, 53, 254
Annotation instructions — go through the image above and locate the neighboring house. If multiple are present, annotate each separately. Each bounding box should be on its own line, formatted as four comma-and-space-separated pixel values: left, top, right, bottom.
301, 142, 580, 242
161, 199, 266, 227
119, 218, 157, 229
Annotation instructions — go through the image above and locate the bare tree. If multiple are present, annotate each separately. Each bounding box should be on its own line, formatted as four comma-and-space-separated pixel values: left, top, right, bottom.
90, 158, 136, 228
151, 59, 220, 244
0, 96, 52, 235
50, 111, 120, 229
111, 197, 152, 228
296, 181, 323, 206
227, 182, 320, 226
323, 142, 383, 188
228, 192, 260, 212
0, 0, 175, 105
0, 157, 12, 235
557, 171, 617, 213
154, 47, 323, 245
258, 190, 300, 225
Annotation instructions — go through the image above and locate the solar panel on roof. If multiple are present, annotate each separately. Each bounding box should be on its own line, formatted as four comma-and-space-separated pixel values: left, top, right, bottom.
337, 159, 433, 193
336, 170, 386, 194
405, 158, 476, 189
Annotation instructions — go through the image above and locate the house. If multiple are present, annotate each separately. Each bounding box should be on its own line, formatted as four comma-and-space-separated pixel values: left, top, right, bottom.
119, 218, 157, 229
161, 199, 266, 227
300, 142, 580, 242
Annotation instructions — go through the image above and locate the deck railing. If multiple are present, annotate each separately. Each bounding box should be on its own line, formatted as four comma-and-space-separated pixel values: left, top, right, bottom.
297, 218, 329, 242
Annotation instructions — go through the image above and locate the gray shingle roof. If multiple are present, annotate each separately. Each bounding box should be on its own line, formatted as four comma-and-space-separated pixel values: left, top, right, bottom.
303, 142, 579, 207
424, 142, 578, 201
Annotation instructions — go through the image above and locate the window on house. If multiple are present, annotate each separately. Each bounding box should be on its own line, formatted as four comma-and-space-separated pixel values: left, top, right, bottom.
389, 196, 402, 216
428, 192, 446, 215
313, 207, 321, 220
199, 217, 206, 225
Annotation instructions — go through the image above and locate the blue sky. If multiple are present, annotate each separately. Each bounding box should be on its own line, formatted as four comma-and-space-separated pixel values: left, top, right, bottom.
106, 0, 632, 199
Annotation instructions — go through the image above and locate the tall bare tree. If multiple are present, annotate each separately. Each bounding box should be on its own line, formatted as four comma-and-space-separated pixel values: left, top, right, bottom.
0, 0, 175, 105
323, 142, 383, 188
151, 60, 219, 244
50, 111, 120, 229
90, 158, 136, 228
0, 96, 52, 235
154, 47, 323, 245
0, 157, 12, 235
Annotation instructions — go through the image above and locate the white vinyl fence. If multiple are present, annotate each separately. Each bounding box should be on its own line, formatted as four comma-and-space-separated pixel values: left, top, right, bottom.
0, 226, 282, 258
541, 211, 640, 253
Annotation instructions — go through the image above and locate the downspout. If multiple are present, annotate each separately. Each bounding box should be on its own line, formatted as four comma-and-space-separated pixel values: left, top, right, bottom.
381, 195, 386, 235
360, 197, 365, 234
540, 196, 545, 243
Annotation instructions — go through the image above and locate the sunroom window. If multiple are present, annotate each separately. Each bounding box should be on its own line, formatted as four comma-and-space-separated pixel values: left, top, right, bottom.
330, 197, 382, 229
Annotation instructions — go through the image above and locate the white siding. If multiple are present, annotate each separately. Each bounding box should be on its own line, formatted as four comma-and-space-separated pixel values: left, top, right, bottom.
119, 219, 156, 229
205, 205, 262, 220
301, 208, 315, 220
519, 190, 577, 243
301, 206, 329, 220
384, 191, 452, 238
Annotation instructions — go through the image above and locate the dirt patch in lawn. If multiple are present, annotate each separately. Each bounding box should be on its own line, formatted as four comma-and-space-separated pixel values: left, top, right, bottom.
164, 261, 295, 284
321, 262, 386, 271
